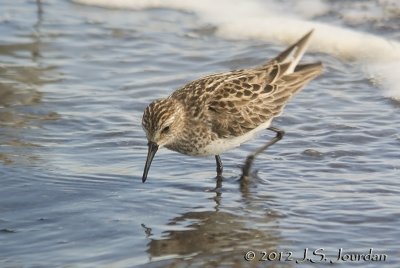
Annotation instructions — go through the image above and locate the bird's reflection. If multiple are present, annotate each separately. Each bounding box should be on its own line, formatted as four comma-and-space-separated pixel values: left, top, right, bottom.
144, 209, 281, 266
210, 175, 223, 210
141, 224, 153, 238
142, 172, 282, 266
209, 171, 256, 208
206, 173, 253, 211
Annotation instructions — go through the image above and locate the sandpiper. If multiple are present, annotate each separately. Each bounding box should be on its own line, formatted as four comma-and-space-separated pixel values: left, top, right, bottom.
141, 30, 322, 182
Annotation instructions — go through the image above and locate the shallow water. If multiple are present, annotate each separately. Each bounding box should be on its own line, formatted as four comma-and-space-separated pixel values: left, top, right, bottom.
1, 0, 399, 267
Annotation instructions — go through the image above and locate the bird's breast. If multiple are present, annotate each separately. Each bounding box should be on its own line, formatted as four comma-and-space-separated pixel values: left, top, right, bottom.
198, 118, 273, 156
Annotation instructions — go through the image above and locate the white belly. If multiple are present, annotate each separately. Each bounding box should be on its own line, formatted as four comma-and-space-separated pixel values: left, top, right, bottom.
199, 119, 273, 156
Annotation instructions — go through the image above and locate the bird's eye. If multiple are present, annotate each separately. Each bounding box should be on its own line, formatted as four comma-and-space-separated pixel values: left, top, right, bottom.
161, 126, 170, 134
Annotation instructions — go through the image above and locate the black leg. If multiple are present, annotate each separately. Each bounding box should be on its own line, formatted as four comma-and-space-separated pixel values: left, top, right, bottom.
241, 126, 285, 179
215, 155, 223, 176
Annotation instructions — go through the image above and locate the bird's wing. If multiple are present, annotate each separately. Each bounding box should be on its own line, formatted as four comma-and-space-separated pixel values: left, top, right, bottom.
206, 62, 322, 139
204, 30, 322, 138
205, 65, 280, 138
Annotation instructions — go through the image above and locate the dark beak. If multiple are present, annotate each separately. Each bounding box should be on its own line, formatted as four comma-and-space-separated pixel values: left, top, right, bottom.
142, 141, 159, 183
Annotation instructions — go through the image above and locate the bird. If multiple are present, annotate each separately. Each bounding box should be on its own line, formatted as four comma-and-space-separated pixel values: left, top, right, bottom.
141, 29, 323, 183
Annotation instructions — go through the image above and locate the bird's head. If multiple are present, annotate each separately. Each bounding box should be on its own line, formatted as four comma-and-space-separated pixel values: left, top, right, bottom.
141, 98, 185, 182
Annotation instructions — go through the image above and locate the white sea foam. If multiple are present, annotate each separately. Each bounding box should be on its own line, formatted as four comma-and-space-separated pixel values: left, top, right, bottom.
74, 0, 400, 100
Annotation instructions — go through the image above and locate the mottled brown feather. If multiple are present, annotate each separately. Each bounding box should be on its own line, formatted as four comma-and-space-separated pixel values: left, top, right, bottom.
170, 60, 322, 139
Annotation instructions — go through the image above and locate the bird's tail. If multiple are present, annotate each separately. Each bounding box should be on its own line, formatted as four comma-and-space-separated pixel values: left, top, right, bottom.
269, 29, 317, 75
